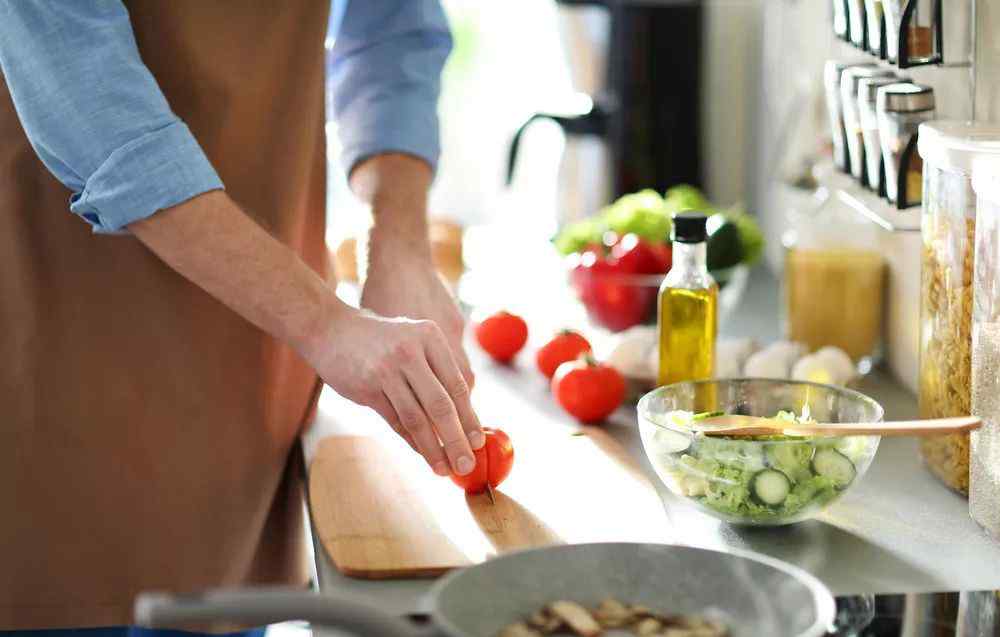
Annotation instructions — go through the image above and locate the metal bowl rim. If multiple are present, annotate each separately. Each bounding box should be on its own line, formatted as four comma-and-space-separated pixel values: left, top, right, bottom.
427, 541, 836, 637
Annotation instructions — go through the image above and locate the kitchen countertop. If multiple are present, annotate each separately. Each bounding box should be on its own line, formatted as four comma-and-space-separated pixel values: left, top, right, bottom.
301, 265, 1000, 619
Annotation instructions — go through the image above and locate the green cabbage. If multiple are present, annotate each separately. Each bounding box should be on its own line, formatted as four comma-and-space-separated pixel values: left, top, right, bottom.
551, 185, 763, 269
663, 184, 711, 214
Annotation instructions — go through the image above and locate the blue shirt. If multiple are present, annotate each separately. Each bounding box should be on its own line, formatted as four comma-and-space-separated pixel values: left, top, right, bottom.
0, 0, 451, 234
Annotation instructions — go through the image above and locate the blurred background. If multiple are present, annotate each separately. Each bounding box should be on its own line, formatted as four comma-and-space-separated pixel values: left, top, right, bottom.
325, 0, 757, 245
322, 0, 997, 396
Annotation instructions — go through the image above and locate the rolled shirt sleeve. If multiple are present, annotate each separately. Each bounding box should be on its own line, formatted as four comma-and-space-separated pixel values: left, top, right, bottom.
0, 1, 223, 234
328, 0, 453, 175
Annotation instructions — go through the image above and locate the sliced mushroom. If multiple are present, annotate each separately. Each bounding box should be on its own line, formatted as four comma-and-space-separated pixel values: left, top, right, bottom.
634, 617, 663, 636
498, 622, 543, 637
678, 615, 728, 635
594, 598, 632, 628
527, 608, 563, 634
661, 629, 697, 637
548, 600, 603, 637
629, 605, 654, 618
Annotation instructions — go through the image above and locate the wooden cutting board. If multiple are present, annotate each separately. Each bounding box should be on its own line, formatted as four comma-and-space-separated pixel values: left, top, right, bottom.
308, 426, 672, 579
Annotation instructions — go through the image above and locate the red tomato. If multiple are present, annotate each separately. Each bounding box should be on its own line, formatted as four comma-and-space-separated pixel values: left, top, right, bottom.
570, 251, 656, 332
536, 330, 592, 378
551, 356, 626, 423
648, 243, 673, 272
450, 427, 514, 494
474, 311, 528, 363
611, 234, 670, 275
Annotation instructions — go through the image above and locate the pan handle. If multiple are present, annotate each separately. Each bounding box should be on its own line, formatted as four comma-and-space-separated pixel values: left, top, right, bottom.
134, 587, 434, 637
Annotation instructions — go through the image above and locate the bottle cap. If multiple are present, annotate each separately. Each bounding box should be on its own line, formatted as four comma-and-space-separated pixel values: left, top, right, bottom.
859, 75, 907, 106
877, 82, 935, 113
671, 212, 709, 244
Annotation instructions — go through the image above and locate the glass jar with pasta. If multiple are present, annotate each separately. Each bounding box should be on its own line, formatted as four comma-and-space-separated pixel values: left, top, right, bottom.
917, 122, 1000, 496
971, 157, 1000, 536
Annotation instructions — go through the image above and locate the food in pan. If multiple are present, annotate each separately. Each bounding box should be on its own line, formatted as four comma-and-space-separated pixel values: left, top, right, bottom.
498, 598, 729, 637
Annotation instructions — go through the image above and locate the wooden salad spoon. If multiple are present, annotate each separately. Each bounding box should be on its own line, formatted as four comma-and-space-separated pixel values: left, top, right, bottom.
692, 414, 982, 438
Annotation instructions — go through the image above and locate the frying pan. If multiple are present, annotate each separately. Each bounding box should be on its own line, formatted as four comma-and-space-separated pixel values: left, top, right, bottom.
135, 542, 834, 637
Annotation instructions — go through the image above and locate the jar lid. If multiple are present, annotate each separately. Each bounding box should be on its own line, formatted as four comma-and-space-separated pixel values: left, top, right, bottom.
877, 82, 935, 113
859, 76, 908, 105
840, 65, 897, 95
918, 121, 1000, 173
824, 60, 875, 86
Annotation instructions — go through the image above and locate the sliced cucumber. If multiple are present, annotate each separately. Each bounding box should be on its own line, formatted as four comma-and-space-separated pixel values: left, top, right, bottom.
750, 469, 792, 506
812, 448, 857, 487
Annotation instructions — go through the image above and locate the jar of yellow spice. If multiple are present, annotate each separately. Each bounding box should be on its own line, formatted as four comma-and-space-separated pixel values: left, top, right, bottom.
783, 191, 886, 372
917, 121, 1000, 495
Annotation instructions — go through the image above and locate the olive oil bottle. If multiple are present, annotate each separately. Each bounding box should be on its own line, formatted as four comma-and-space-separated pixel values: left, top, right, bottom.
657, 212, 718, 387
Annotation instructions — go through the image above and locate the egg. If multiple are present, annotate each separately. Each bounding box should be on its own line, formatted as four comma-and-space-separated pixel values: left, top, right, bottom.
791, 346, 855, 387
743, 348, 792, 378
790, 353, 836, 385
742, 341, 806, 378
606, 325, 658, 378
715, 338, 758, 378
814, 346, 857, 383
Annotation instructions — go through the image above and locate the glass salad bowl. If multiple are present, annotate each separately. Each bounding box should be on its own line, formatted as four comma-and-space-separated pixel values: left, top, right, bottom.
638, 378, 883, 526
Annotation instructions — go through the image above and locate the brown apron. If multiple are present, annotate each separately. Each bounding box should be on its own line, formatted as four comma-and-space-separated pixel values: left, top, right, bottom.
0, 1, 330, 629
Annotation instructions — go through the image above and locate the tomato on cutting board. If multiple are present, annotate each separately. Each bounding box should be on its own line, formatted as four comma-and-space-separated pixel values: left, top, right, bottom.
551, 356, 626, 423
536, 330, 592, 378
450, 427, 514, 495
474, 311, 528, 363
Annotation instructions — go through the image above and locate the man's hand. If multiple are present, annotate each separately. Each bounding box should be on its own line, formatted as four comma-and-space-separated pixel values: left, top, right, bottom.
361, 247, 475, 389
303, 304, 483, 477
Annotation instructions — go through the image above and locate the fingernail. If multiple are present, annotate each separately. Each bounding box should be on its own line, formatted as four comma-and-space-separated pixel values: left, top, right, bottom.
456, 456, 475, 475
469, 430, 486, 449
433, 461, 450, 476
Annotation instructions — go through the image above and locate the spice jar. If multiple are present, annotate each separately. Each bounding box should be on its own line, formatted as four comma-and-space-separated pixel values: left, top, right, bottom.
833, 0, 850, 40
842, 66, 896, 187
864, 0, 885, 58
884, 0, 942, 67
899, 0, 941, 67
971, 157, 1000, 536
846, 0, 867, 49
877, 82, 934, 208
827, 61, 874, 173
917, 122, 1000, 496
859, 76, 906, 195
784, 194, 885, 369
882, 0, 902, 63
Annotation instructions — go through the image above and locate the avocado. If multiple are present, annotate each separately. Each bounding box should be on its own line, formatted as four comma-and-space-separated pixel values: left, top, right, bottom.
706, 214, 744, 270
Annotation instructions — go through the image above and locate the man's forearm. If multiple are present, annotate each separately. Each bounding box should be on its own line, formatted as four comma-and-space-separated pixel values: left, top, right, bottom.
129, 190, 337, 356
130, 187, 484, 473
349, 153, 434, 263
